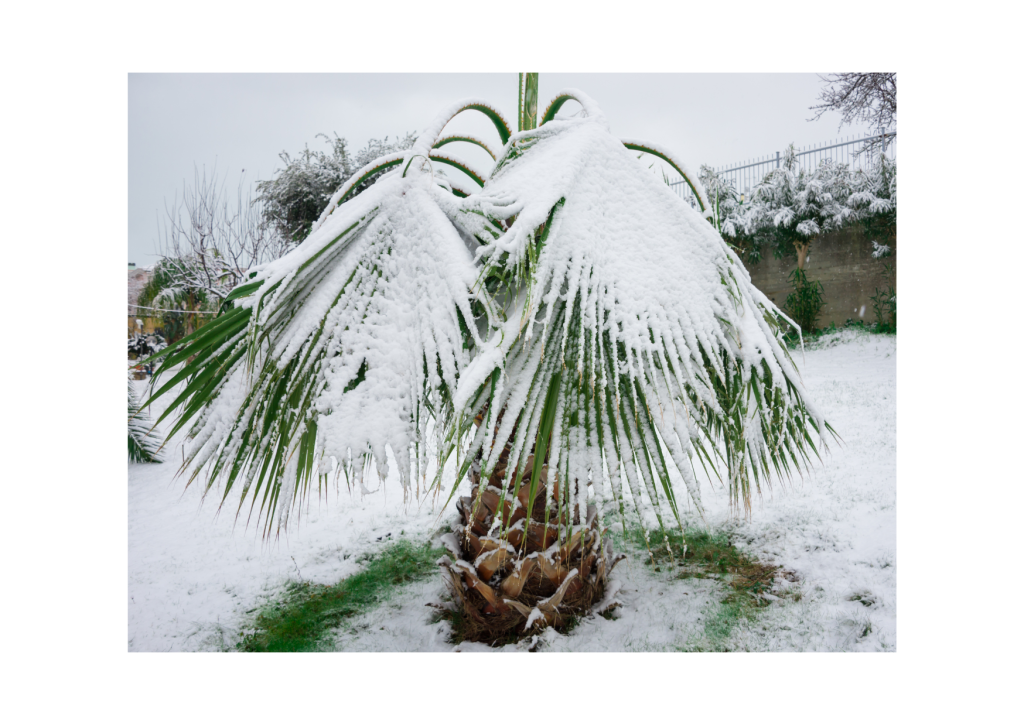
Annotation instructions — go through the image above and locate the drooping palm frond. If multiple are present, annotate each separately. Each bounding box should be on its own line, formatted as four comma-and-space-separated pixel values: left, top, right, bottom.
449, 91, 831, 556
129, 374, 163, 463
141, 101, 511, 537
620, 139, 712, 216
432, 135, 497, 160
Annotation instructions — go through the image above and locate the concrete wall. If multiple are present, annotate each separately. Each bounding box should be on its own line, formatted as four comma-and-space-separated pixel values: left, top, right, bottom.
741, 225, 896, 330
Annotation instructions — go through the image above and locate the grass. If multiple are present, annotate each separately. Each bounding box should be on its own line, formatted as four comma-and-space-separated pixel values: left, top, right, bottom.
236, 524, 791, 652
237, 538, 444, 652
617, 523, 797, 650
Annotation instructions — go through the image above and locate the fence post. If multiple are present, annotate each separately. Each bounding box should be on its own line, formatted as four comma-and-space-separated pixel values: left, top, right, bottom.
776, 150, 780, 168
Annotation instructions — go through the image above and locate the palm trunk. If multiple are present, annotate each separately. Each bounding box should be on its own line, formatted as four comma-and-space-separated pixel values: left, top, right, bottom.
436, 76, 626, 644
438, 411, 623, 644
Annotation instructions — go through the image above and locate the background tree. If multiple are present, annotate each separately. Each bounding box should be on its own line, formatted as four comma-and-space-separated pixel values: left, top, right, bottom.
851, 155, 897, 332
137, 258, 216, 341
850, 154, 896, 248
810, 72, 896, 154
739, 145, 855, 272
699, 165, 761, 263
150, 166, 291, 339
735, 146, 856, 332
158, 166, 289, 296
256, 132, 416, 244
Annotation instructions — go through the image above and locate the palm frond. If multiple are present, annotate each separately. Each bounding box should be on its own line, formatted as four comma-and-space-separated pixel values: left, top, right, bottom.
143, 147, 501, 536
451, 100, 830, 550
432, 135, 497, 160
621, 139, 712, 215
128, 374, 163, 463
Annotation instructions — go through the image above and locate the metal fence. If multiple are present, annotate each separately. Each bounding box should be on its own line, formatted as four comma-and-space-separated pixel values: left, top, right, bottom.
668, 130, 897, 208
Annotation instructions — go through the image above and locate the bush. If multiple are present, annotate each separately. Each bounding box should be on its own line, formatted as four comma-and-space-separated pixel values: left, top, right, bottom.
870, 264, 896, 333
784, 268, 825, 334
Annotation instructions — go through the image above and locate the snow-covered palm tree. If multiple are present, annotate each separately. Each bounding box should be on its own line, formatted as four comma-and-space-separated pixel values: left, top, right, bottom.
143, 76, 831, 642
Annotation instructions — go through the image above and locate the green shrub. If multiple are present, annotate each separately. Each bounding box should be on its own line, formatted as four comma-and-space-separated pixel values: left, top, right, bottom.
784, 268, 825, 334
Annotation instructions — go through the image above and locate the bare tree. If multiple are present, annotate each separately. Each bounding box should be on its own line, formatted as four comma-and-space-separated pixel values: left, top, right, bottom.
810, 73, 896, 154
158, 166, 290, 306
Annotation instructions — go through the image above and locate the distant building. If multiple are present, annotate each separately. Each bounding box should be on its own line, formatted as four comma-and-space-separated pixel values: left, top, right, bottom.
128, 265, 156, 335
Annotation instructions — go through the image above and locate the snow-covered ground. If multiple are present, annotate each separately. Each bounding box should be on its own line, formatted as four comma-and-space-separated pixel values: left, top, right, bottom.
128, 328, 895, 651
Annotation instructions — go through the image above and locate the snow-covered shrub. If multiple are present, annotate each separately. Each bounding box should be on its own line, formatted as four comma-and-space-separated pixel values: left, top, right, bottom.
737, 145, 855, 271
129, 374, 163, 463
138, 259, 220, 342
257, 133, 417, 244
850, 155, 896, 248
127, 333, 167, 360
699, 165, 761, 262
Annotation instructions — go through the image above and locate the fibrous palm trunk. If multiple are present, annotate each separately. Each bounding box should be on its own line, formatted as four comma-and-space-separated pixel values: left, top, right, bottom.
439, 418, 624, 644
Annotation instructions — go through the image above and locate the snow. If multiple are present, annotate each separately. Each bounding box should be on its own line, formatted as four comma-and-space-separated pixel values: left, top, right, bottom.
524, 607, 545, 631
128, 328, 895, 651
454, 111, 824, 544
176, 167, 486, 530
309, 150, 407, 236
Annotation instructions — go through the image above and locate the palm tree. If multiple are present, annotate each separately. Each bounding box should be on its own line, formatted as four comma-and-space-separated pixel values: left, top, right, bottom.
142, 74, 831, 644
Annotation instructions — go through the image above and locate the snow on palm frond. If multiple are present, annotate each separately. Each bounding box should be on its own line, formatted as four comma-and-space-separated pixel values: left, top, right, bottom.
451, 95, 829, 551
142, 89, 830, 548
142, 111, 509, 535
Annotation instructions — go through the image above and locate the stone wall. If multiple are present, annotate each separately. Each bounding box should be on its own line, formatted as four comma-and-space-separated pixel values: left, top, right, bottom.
741, 225, 896, 330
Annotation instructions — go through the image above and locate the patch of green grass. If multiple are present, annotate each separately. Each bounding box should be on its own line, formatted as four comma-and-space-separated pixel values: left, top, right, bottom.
689, 598, 754, 650
617, 523, 796, 650
238, 539, 444, 652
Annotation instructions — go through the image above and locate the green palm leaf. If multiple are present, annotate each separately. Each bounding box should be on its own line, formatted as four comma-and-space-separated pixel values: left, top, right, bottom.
128, 374, 163, 463
452, 91, 830, 551
143, 139, 504, 536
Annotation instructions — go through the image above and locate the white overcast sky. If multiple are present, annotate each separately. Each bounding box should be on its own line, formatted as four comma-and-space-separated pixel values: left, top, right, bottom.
128, 73, 877, 266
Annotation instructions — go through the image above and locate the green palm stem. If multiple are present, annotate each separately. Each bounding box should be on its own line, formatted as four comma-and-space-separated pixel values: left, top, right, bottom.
519, 73, 539, 132
620, 142, 707, 215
